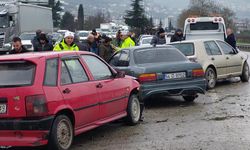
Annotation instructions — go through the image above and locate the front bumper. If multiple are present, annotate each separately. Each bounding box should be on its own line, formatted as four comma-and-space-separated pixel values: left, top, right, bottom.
0, 116, 54, 147
139, 78, 206, 100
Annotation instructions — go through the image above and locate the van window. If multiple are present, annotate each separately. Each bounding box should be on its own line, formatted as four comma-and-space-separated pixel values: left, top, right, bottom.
0, 61, 35, 87
190, 22, 219, 30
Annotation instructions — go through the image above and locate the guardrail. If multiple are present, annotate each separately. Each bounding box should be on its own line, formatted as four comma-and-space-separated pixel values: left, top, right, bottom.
237, 44, 250, 51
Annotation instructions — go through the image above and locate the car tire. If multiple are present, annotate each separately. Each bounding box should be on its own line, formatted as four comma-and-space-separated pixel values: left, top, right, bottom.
183, 95, 196, 102
48, 115, 73, 150
240, 62, 249, 82
126, 94, 141, 126
205, 67, 217, 89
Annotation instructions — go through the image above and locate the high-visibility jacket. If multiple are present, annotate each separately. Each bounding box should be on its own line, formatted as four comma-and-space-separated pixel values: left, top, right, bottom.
53, 40, 79, 51
120, 37, 135, 49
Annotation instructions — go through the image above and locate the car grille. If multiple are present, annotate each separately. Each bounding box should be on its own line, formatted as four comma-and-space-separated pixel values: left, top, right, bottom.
0, 33, 5, 48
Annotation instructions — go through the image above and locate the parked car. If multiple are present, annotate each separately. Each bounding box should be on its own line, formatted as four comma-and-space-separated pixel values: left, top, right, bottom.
0, 51, 142, 150
170, 39, 249, 89
48, 32, 63, 46
75, 30, 90, 42
138, 36, 153, 46
19, 32, 36, 51
108, 45, 206, 102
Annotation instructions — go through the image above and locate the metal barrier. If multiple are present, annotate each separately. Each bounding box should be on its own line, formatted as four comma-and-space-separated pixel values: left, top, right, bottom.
237, 44, 250, 51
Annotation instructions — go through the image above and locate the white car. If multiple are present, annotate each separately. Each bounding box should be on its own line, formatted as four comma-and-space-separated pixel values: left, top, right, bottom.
138, 36, 153, 46
76, 30, 90, 41
19, 32, 36, 51
170, 39, 249, 89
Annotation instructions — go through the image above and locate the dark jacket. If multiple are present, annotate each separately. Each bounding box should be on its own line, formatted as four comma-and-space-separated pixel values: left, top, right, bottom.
99, 43, 114, 62
226, 33, 236, 49
31, 36, 40, 49
81, 40, 92, 51
150, 34, 166, 45
34, 43, 54, 52
170, 30, 184, 43
9, 46, 29, 54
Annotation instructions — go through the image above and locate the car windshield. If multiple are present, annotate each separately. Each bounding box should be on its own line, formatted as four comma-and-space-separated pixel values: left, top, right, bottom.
0, 14, 9, 28
78, 32, 89, 37
134, 48, 187, 64
19, 33, 36, 40
142, 38, 152, 44
170, 43, 195, 56
0, 61, 35, 87
190, 22, 219, 30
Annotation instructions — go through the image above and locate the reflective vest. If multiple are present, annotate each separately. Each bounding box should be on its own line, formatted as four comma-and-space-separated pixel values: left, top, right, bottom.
53, 40, 79, 51
120, 37, 135, 49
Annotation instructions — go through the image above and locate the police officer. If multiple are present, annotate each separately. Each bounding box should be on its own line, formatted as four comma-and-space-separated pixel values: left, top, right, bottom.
53, 31, 79, 51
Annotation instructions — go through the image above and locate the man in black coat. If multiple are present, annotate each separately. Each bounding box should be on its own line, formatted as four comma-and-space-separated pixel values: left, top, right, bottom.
225, 28, 236, 49
34, 33, 54, 51
170, 29, 184, 43
150, 28, 166, 46
9, 37, 29, 54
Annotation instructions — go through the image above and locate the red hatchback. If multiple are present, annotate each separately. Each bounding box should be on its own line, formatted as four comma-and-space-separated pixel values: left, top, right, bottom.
0, 51, 142, 150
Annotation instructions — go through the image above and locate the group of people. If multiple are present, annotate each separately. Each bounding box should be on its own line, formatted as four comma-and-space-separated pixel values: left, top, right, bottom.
9, 29, 137, 62
151, 27, 237, 49
9, 26, 237, 62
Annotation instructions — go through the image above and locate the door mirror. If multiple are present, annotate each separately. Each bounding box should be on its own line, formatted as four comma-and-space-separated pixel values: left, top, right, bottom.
114, 70, 125, 78
229, 50, 236, 55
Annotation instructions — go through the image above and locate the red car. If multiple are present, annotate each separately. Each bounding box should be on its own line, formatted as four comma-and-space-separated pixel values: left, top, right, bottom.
0, 51, 142, 150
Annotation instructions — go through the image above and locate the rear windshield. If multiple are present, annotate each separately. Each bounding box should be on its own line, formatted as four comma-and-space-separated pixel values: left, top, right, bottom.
190, 22, 219, 30
170, 43, 194, 56
142, 38, 152, 44
134, 48, 187, 64
0, 61, 35, 87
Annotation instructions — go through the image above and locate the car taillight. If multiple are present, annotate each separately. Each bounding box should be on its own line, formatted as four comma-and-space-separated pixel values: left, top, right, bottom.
138, 73, 157, 83
192, 69, 204, 77
26, 95, 48, 117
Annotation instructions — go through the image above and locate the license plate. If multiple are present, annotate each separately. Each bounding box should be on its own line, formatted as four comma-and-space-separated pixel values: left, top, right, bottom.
0, 104, 6, 114
165, 72, 186, 80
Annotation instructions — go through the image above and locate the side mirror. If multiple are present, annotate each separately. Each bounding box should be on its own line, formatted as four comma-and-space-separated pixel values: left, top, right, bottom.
115, 70, 126, 78
229, 50, 236, 55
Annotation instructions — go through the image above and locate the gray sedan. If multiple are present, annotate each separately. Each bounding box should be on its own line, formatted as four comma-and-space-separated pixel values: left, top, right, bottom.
108, 45, 206, 102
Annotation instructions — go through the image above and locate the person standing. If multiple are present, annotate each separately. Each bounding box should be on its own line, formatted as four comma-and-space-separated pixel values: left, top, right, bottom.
225, 28, 237, 49
81, 34, 95, 52
120, 31, 135, 49
170, 29, 184, 43
53, 31, 79, 51
34, 33, 53, 52
115, 30, 122, 47
31, 29, 42, 49
9, 37, 29, 54
90, 29, 101, 54
99, 36, 115, 61
150, 28, 166, 46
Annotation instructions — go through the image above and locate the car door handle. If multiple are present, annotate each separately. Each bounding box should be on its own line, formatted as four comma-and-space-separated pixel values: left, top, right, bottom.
226, 57, 229, 60
211, 57, 215, 61
63, 88, 71, 94
96, 83, 103, 88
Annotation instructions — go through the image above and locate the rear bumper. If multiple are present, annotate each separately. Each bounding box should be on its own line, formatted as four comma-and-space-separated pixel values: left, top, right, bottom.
139, 78, 206, 100
0, 116, 54, 147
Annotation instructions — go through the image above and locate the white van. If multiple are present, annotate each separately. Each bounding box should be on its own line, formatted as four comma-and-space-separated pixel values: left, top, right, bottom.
184, 17, 226, 41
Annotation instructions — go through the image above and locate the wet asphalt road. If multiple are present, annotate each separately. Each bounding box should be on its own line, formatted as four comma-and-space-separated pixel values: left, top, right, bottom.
7, 51, 250, 150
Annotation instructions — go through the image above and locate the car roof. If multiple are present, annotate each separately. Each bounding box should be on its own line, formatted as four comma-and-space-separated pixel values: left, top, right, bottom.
123, 45, 175, 52
0, 51, 93, 61
169, 39, 225, 44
